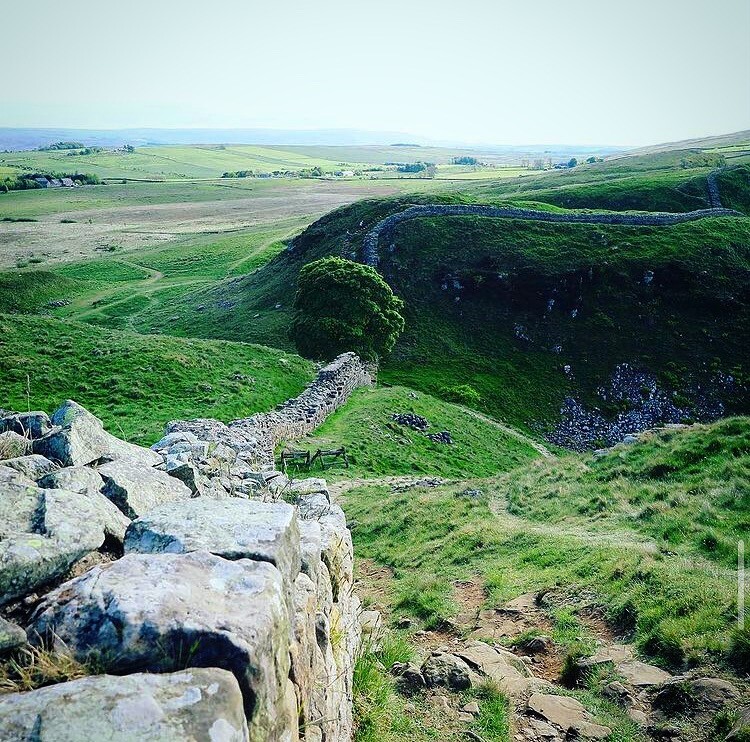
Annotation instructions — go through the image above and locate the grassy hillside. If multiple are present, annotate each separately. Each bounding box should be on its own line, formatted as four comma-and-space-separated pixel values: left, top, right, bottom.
169, 194, 748, 435
292, 385, 542, 479
0, 314, 315, 444
342, 418, 750, 671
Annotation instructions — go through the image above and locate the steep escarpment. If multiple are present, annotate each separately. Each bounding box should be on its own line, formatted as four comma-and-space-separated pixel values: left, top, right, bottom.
243, 197, 750, 442
0, 354, 372, 741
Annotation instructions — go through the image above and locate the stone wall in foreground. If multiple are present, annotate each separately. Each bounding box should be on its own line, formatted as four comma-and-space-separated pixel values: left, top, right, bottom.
0, 352, 373, 741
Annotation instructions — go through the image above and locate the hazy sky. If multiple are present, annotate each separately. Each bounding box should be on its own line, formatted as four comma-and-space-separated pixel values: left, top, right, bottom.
2, 0, 748, 145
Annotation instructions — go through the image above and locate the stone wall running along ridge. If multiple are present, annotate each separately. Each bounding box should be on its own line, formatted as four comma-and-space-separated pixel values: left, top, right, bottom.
0, 351, 374, 741
360, 202, 743, 267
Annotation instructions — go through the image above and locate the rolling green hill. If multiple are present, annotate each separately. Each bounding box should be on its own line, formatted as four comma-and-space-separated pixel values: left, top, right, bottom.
142, 187, 748, 437
0, 314, 314, 444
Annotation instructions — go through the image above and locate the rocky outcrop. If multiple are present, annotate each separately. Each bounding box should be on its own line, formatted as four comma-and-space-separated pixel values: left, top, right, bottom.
0, 356, 367, 741
360, 202, 743, 267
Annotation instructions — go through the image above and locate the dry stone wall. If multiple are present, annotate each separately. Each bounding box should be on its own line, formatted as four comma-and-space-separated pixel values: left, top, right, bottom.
0, 352, 373, 741
361, 202, 743, 267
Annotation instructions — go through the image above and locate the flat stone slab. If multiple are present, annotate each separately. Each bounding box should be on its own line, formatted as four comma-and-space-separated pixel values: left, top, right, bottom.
454, 641, 532, 697
98, 458, 191, 519
124, 498, 301, 586
617, 659, 672, 686
0, 454, 57, 481
527, 693, 611, 739
32, 551, 292, 741
578, 644, 633, 669
0, 466, 109, 605
0, 668, 249, 741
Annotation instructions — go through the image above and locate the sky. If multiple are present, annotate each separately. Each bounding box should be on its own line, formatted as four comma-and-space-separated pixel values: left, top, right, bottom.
2, 0, 749, 146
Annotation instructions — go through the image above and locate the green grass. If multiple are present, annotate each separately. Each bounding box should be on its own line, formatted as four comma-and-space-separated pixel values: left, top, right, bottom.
291, 385, 541, 479
0, 271, 82, 312
210, 193, 749, 433
0, 314, 314, 445
341, 418, 748, 672
503, 418, 750, 568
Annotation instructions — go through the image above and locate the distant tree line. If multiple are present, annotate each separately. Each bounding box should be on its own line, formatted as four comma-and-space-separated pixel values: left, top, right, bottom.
37, 141, 84, 151
0, 172, 101, 193
452, 156, 479, 166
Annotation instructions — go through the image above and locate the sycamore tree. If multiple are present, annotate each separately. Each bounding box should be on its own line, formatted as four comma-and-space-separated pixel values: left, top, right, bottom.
291, 256, 405, 361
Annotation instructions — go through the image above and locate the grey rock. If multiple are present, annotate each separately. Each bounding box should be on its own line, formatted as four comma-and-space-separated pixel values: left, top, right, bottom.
0, 410, 51, 439
35, 400, 162, 468
151, 431, 199, 451
0, 668, 249, 741
98, 458, 191, 519
421, 651, 474, 690
32, 551, 292, 741
0, 616, 27, 653
0, 466, 107, 604
38, 466, 130, 542
124, 498, 301, 588
453, 641, 532, 697
38, 465, 103, 494
527, 693, 611, 738
0, 453, 57, 480
391, 662, 425, 691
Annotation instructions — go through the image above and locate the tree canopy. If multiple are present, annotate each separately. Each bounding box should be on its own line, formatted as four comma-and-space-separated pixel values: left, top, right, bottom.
291, 257, 405, 361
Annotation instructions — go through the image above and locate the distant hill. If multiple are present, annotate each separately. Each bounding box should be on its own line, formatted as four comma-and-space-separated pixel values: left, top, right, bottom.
612, 129, 750, 158
0, 127, 430, 152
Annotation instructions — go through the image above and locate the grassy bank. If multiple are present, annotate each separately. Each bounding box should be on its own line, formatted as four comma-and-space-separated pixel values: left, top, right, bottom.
292, 385, 542, 479
0, 314, 315, 444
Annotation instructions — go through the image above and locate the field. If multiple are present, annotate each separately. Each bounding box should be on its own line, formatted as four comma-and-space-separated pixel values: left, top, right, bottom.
0, 177, 451, 269
0, 143, 555, 182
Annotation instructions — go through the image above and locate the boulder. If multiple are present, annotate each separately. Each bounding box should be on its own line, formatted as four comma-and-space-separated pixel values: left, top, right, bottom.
0, 466, 110, 605
38, 465, 104, 494
577, 643, 633, 670
651, 676, 741, 714
34, 401, 162, 468
0, 410, 51, 439
527, 693, 611, 739
0, 453, 57, 480
123, 499, 301, 588
31, 551, 293, 741
151, 431, 199, 451
98, 459, 191, 519
0, 616, 27, 653
0, 668, 249, 741
421, 651, 475, 690
38, 466, 130, 542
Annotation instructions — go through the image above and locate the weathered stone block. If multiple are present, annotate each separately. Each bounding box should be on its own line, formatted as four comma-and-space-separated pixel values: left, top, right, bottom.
98, 458, 191, 519
0, 668, 249, 741
123, 499, 301, 587
35, 401, 162, 468
32, 551, 292, 741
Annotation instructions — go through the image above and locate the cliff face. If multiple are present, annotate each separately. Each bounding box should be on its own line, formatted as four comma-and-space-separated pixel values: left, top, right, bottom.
0, 353, 373, 741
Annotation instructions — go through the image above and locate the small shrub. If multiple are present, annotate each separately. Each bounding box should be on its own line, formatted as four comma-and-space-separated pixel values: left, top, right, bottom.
439, 384, 481, 407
